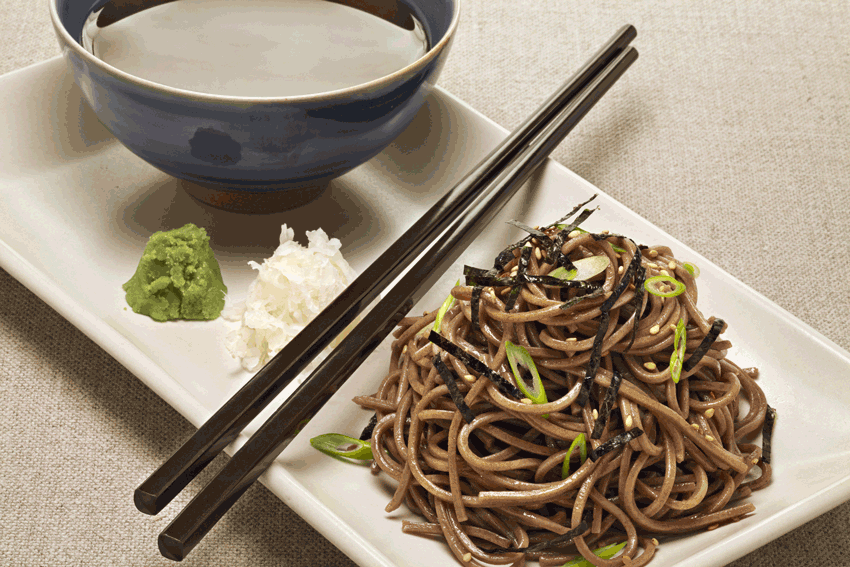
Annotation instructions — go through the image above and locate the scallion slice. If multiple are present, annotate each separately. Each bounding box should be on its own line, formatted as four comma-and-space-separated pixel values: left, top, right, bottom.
310, 433, 373, 460
419, 280, 460, 335
549, 255, 609, 282
644, 275, 686, 297
562, 542, 627, 567
669, 318, 687, 383
505, 341, 547, 406
683, 262, 700, 278
561, 433, 587, 478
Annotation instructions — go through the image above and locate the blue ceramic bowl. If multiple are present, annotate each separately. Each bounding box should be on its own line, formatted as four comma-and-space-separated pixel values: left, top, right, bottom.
50, 0, 459, 212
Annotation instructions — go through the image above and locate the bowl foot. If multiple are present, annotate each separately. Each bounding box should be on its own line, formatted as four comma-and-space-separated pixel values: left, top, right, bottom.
181, 179, 329, 214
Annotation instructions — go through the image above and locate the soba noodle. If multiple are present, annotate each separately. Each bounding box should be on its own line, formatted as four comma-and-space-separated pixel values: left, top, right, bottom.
351, 207, 772, 567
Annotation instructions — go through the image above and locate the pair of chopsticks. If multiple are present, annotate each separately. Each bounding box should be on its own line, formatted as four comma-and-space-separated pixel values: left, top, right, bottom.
137, 25, 638, 561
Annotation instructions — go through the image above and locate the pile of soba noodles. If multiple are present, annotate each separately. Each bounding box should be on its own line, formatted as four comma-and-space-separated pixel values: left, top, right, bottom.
351, 201, 774, 567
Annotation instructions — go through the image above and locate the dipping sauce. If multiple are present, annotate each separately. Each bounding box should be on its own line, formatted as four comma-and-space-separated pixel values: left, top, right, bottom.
81, 0, 429, 97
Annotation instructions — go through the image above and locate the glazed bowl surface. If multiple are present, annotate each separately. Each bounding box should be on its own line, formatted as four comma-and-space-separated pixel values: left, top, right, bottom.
50, 0, 459, 211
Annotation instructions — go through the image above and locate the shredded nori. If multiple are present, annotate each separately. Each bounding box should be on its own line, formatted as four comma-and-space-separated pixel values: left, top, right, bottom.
506, 219, 553, 244
591, 369, 622, 439
477, 521, 590, 555
624, 264, 646, 352
433, 356, 475, 424
471, 285, 483, 329
588, 427, 644, 461
504, 246, 533, 312
524, 274, 602, 290
762, 405, 777, 464
546, 208, 595, 268
559, 287, 605, 310
522, 521, 590, 553
359, 413, 378, 441
682, 318, 725, 372
429, 331, 523, 399
576, 245, 642, 407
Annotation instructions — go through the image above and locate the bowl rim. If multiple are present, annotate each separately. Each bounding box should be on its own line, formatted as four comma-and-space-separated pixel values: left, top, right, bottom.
49, 0, 460, 103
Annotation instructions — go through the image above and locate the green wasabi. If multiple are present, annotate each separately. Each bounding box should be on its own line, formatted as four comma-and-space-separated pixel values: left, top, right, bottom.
123, 223, 226, 322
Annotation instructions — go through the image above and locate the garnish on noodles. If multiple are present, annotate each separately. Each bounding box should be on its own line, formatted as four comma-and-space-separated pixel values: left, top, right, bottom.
315, 199, 774, 566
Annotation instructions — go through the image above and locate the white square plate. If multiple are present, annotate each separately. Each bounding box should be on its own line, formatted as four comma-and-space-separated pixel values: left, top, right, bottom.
2, 57, 849, 567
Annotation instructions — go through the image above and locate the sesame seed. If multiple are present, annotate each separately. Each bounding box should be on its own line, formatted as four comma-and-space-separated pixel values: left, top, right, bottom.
523, 242, 532, 248
462, 553, 472, 562
402, 345, 408, 354
618, 265, 624, 274
652, 538, 660, 546
752, 458, 759, 464
592, 409, 599, 420
566, 337, 577, 342
521, 398, 533, 405
669, 324, 677, 331
707, 524, 719, 531
659, 269, 670, 277
568, 230, 581, 238
648, 250, 658, 258
464, 374, 476, 383
647, 262, 659, 269
643, 362, 657, 371
668, 261, 677, 270
705, 408, 715, 418
601, 229, 610, 235
705, 435, 716, 442
649, 325, 660, 335
535, 248, 542, 260
531, 238, 539, 246
625, 415, 634, 428
691, 423, 700, 430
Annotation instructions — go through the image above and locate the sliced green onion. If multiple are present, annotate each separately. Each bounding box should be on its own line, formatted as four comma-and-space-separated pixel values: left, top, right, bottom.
561, 433, 587, 479
549, 256, 609, 282
419, 280, 459, 337
644, 275, 686, 297
310, 433, 373, 460
610, 243, 627, 254
683, 262, 700, 278
562, 542, 627, 567
669, 318, 687, 383
505, 341, 548, 406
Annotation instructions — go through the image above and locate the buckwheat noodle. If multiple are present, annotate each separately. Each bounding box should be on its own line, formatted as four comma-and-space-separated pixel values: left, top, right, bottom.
352, 213, 772, 567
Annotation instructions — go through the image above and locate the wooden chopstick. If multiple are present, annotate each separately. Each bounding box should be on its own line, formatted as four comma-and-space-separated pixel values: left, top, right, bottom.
134, 24, 638, 518
155, 40, 639, 561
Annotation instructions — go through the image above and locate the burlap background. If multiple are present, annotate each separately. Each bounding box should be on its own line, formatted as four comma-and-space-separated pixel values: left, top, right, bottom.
1, 1, 848, 565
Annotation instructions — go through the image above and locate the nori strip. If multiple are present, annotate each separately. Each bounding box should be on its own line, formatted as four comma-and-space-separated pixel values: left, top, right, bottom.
559, 287, 605, 310
522, 521, 590, 553
546, 208, 595, 267
591, 369, 623, 439
524, 275, 602, 290
588, 428, 644, 461
504, 246, 532, 312
471, 286, 483, 329
429, 331, 523, 399
506, 219, 553, 244
623, 264, 646, 352
682, 319, 725, 372
477, 521, 590, 555
762, 405, 777, 464
576, 245, 643, 407
493, 249, 517, 272
434, 356, 475, 424
464, 265, 515, 287
359, 413, 378, 441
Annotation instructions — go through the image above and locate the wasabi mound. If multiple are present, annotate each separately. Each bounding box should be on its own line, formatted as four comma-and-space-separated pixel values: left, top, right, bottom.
123, 223, 227, 322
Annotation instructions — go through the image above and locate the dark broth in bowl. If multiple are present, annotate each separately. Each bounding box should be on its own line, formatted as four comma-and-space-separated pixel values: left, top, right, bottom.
81, 0, 429, 97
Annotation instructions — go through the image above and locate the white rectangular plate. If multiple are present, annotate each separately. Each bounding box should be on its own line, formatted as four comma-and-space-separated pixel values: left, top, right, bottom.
2, 57, 849, 567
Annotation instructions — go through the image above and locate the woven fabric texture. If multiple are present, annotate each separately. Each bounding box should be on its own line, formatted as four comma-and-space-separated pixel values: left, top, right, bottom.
1, 1, 848, 566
